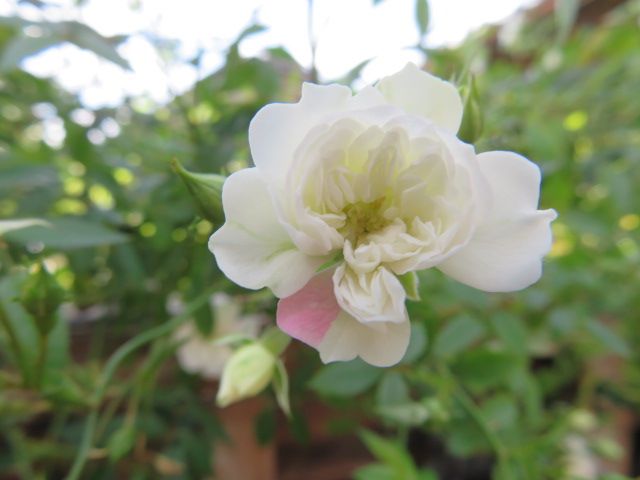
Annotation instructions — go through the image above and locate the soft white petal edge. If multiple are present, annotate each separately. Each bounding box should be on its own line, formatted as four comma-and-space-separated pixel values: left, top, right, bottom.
249, 83, 386, 181
438, 151, 557, 292
376, 63, 463, 134
209, 168, 324, 298
317, 312, 411, 367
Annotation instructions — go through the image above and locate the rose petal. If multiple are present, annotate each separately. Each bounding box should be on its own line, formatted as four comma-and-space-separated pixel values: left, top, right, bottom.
333, 264, 408, 324
249, 82, 390, 182
317, 312, 411, 367
276, 271, 340, 347
376, 62, 464, 134
249, 83, 352, 181
209, 168, 324, 298
438, 151, 557, 292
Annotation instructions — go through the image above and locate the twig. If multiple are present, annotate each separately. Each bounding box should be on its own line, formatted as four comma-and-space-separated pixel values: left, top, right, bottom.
64, 286, 218, 480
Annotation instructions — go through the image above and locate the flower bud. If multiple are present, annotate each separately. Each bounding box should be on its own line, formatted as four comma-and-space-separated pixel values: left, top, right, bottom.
568, 409, 597, 432
216, 342, 276, 407
458, 75, 484, 144
19, 263, 64, 336
171, 159, 225, 225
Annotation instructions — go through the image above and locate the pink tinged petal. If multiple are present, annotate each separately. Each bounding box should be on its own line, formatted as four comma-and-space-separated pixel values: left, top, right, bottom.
209, 168, 324, 298
438, 151, 558, 292
317, 312, 411, 367
376, 62, 464, 134
276, 271, 340, 348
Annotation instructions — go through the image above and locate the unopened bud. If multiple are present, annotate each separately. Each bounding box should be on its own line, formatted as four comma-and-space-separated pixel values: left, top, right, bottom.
458, 75, 484, 144
568, 409, 597, 432
171, 159, 225, 225
216, 342, 276, 407
20, 263, 64, 335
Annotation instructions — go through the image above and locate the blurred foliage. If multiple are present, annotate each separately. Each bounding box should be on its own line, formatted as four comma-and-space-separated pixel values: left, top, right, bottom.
1, 0, 639, 479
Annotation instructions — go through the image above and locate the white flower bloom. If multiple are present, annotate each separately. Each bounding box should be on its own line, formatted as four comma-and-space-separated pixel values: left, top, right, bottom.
173, 293, 263, 379
210, 63, 557, 367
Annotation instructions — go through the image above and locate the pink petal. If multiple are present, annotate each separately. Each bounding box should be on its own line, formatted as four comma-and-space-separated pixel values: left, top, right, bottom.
276, 271, 340, 347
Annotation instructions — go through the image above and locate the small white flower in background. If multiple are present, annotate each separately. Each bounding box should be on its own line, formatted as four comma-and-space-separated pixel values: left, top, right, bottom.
564, 435, 598, 479
210, 63, 557, 367
172, 293, 264, 379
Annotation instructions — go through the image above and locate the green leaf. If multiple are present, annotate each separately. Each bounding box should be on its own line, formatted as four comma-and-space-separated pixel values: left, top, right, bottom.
107, 424, 136, 462
41, 311, 70, 389
555, 0, 579, 43
359, 430, 416, 479
4, 217, 128, 249
398, 271, 420, 301
353, 463, 396, 480
0, 218, 49, 236
227, 24, 267, 59
417, 469, 439, 480
171, 159, 225, 225
433, 315, 485, 358
333, 57, 372, 85
60, 21, 130, 69
401, 322, 428, 364
490, 313, 528, 354
309, 359, 381, 397
315, 251, 344, 273
446, 418, 487, 456
451, 350, 520, 391
376, 372, 409, 406
0, 273, 39, 385
272, 359, 291, 416
585, 319, 631, 358
481, 394, 518, 430
415, 0, 430, 38
458, 75, 483, 143
376, 403, 430, 427
518, 373, 542, 426
0, 35, 59, 71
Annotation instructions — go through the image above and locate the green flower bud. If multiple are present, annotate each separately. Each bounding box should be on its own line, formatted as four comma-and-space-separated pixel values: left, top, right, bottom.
216, 342, 276, 407
458, 75, 484, 144
568, 409, 597, 432
171, 159, 226, 225
19, 264, 64, 336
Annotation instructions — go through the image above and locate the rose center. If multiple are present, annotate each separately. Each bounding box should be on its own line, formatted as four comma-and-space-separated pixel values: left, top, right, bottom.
339, 197, 391, 244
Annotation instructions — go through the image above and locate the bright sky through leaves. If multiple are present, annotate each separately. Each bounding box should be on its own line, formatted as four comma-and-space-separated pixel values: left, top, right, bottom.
0, 0, 538, 108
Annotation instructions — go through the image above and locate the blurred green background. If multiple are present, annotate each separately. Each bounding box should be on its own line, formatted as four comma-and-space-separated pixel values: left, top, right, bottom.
1, 0, 639, 479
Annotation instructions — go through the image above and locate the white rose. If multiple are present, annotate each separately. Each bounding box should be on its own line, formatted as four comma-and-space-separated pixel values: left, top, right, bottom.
209, 63, 557, 367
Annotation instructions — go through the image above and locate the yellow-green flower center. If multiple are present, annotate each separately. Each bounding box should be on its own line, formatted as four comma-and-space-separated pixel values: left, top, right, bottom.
340, 197, 390, 244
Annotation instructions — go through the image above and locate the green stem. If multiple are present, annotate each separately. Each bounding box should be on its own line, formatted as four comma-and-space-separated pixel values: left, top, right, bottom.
64, 286, 217, 480
260, 326, 291, 356
439, 364, 515, 479
0, 307, 31, 387
35, 333, 49, 388
94, 390, 127, 442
